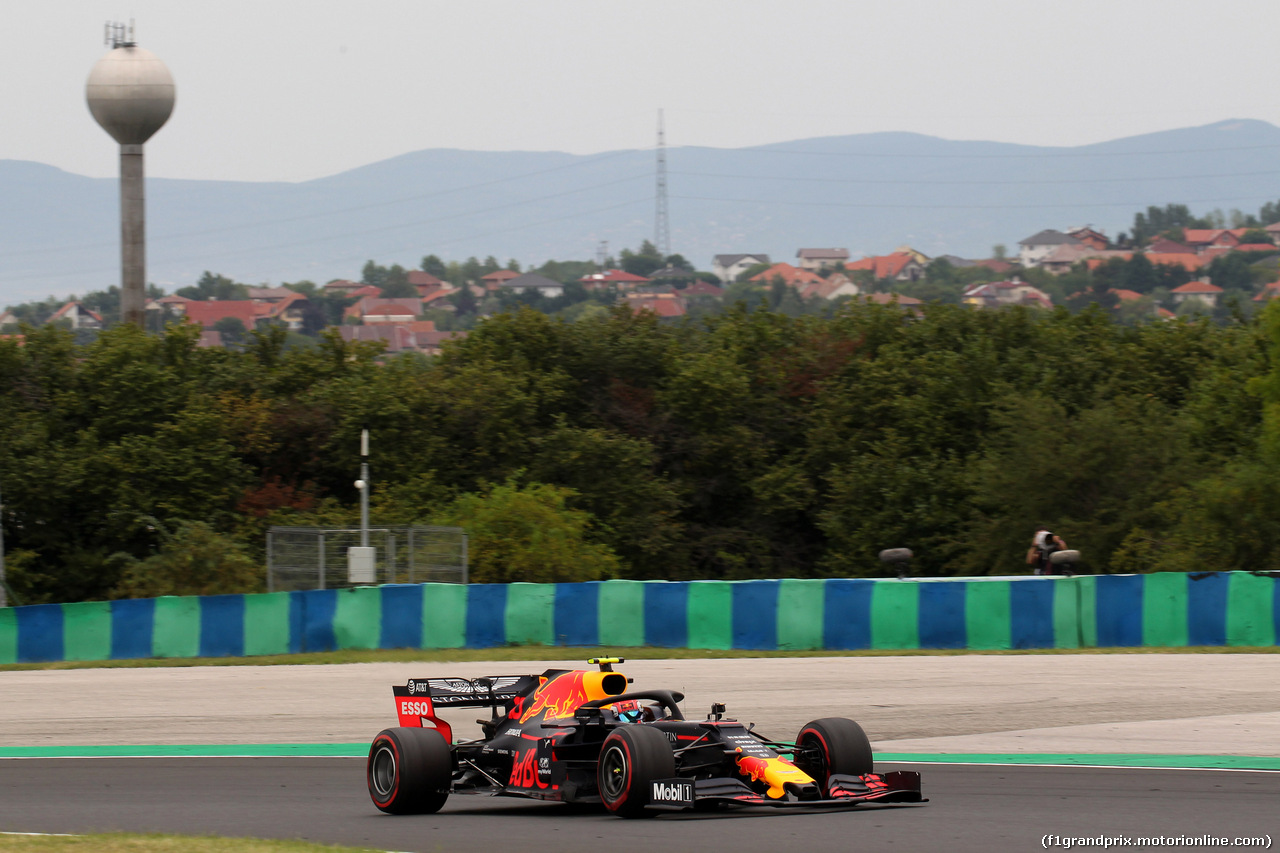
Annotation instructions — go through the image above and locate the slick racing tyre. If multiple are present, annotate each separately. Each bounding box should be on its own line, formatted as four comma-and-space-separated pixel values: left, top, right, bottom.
598, 725, 676, 818
368, 727, 452, 814
795, 717, 873, 796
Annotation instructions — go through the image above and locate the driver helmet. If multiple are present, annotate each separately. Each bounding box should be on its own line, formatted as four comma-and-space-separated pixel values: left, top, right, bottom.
613, 699, 643, 723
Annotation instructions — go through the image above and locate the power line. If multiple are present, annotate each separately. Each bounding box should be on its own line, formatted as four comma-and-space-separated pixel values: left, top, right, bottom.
671, 193, 1280, 211
667, 169, 1280, 187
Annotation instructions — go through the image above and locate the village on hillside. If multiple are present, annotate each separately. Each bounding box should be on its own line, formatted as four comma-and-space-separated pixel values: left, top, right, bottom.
5, 216, 1280, 353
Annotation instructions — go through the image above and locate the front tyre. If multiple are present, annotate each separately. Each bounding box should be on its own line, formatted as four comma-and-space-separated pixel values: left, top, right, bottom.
597, 725, 676, 818
368, 727, 452, 814
795, 717, 873, 796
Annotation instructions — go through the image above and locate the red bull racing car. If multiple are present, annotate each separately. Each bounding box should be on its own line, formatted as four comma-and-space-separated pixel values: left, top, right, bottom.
367, 658, 925, 818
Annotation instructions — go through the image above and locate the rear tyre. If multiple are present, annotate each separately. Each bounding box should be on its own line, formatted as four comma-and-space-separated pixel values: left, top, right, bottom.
795, 717, 873, 796
597, 725, 676, 818
368, 727, 452, 814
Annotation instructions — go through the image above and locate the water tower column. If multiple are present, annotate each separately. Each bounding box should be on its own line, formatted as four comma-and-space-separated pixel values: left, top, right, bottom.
120, 144, 146, 325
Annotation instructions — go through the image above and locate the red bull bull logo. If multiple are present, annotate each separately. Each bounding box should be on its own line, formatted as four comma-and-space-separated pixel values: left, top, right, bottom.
734, 749, 815, 799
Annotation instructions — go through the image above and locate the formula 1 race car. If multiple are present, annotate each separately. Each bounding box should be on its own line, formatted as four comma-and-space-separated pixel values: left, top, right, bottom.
367, 658, 925, 818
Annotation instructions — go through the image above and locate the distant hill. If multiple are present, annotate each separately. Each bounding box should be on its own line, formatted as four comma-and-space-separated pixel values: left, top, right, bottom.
4, 119, 1280, 305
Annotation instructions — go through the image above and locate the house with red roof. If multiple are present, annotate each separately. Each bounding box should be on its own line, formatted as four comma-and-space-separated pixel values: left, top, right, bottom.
183, 300, 273, 331
845, 252, 927, 282
344, 296, 423, 324
625, 292, 687, 318
799, 272, 861, 301
408, 270, 448, 297
1170, 279, 1223, 308
1141, 253, 1204, 273
49, 301, 104, 330
1066, 226, 1110, 251
749, 263, 824, 288
481, 270, 521, 291
1253, 281, 1280, 302
323, 279, 365, 294
578, 269, 650, 291
1183, 229, 1240, 253
682, 281, 724, 298
962, 279, 1053, 310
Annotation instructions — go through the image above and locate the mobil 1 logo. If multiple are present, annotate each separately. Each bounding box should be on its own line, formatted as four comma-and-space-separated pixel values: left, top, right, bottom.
649, 778, 694, 809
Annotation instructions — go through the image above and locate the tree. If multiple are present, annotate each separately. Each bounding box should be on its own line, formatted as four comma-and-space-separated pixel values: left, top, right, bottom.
619, 240, 664, 277
420, 254, 448, 279
379, 264, 416, 298
177, 272, 247, 302
112, 520, 263, 598
1239, 229, 1275, 246
213, 317, 248, 345
443, 480, 620, 583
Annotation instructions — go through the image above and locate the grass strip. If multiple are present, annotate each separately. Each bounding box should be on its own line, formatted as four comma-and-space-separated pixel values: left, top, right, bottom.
0, 833, 379, 852
2, 643, 1278, 672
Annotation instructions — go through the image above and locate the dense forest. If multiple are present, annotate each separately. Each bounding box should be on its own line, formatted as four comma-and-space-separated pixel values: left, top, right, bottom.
4, 298, 1280, 605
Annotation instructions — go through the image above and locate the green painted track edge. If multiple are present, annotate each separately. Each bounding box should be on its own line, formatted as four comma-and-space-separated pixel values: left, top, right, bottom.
2, 744, 1278, 770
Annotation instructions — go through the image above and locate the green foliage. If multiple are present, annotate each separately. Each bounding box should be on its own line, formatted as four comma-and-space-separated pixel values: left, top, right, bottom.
442, 479, 620, 583
112, 520, 263, 598
176, 272, 248, 302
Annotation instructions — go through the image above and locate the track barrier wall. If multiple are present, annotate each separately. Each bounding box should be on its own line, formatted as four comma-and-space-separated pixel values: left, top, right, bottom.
1, 572, 1277, 664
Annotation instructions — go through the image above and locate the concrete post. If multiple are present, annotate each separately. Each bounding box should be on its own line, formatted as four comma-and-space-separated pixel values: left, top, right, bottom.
119, 144, 146, 327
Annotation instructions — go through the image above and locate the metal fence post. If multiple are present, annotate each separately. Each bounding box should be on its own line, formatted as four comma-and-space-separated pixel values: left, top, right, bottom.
407, 527, 416, 585
461, 532, 469, 584
266, 529, 274, 593
319, 531, 326, 591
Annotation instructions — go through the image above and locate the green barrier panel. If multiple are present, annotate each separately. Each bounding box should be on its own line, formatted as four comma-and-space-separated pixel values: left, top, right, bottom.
598, 580, 645, 647
1052, 577, 1081, 649
243, 592, 291, 656
1075, 576, 1098, 648
62, 601, 112, 662
152, 596, 200, 658
505, 583, 555, 646
1142, 572, 1188, 648
687, 581, 732, 650
870, 581, 919, 650
966, 581, 1011, 650
0, 608, 15, 664
1227, 572, 1276, 647
776, 579, 825, 650
421, 583, 467, 649
333, 587, 381, 650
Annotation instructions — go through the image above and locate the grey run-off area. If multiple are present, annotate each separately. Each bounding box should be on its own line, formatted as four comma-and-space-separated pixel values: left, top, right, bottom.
2, 654, 1278, 756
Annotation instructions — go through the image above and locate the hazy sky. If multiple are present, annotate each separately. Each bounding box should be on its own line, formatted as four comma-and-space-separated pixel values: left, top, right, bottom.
6, 0, 1280, 183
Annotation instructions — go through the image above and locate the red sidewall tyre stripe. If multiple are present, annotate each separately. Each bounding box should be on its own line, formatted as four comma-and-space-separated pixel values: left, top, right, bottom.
369, 735, 401, 808
602, 736, 634, 812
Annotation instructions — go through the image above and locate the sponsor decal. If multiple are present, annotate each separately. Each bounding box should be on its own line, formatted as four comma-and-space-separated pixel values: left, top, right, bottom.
518, 671, 588, 723
398, 699, 434, 717
509, 749, 549, 789
501, 728, 522, 737
649, 779, 694, 806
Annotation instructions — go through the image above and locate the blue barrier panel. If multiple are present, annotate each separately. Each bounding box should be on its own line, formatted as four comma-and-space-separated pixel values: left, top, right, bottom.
553, 582, 599, 646
1095, 574, 1143, 647
918, 582, 966, 649
288, 591, 306, 654
199, 595, 245, 658
1275, 575, 1280, 647
16, 604, 63, 663
732, 580, 780, 651
380, 585, 423, 649
1011, 579, 1055, 649
1187, 572, 1229, 647
823, 579, 874, 649
643, 582, 688, 648
110, 598, 155, 660
466, 584, 508, 648
300, 589, 338, 653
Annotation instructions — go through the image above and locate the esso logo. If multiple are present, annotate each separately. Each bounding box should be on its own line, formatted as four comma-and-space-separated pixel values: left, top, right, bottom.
400, 700, 433, 716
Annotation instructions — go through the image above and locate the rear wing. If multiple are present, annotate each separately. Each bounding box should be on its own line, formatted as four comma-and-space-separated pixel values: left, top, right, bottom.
392, 675, 541, 742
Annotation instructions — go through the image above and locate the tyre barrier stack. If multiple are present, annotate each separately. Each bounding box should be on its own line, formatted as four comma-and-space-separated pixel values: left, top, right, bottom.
1, 572, 1277, 664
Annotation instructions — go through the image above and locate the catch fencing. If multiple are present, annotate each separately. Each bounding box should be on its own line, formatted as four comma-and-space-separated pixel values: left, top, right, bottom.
265, 526, 467, 591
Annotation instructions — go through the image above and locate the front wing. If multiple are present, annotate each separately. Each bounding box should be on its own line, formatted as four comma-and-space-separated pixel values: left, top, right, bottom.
649, 771, 926, 810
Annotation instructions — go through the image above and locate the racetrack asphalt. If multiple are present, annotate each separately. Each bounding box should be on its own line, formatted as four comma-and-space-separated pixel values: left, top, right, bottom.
1, 655, 1278, 851
1, 758, 1276, 853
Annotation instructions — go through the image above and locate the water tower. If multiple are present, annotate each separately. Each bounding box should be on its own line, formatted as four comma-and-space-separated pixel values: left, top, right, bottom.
85, 22, 175, 327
